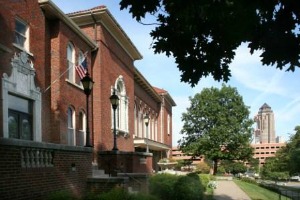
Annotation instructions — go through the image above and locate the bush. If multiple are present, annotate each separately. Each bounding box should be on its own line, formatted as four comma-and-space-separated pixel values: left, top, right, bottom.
149, 173, 178, 200
46, 190, 79, 200
173, 173, 204, 200
149, 173, 205, 200
240, 177, 258, 185
195, 162, 211, 174
199, 174, 213, 191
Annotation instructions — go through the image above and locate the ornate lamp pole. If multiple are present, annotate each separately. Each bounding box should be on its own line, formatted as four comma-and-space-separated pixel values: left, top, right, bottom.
144, 114, 149, 153
81, 73, 94, 147
110, 90, 119, 151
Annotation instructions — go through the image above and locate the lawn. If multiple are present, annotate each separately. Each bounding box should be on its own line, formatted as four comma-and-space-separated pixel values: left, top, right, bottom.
233, 179, 291, 200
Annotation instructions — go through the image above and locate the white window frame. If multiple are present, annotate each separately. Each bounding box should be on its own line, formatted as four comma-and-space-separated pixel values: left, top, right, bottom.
78, 110, 86, 146
67, 43, 75, 83
14, 18, 29, 52
67, 106, 76, 146
111, 76, 129, 136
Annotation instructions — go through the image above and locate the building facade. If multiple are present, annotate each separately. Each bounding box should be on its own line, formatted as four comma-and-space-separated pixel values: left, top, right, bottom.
0, 0, 175, 199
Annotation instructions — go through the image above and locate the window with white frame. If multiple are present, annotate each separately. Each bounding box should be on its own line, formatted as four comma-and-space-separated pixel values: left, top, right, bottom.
134, 104, 137, 137
67, 43, 75, 82
14, 18, 29, 51
139, 111, 143, 138
167, 114, 170, 135
78, 110, 86, 146
112, 76, 129, 135
67, 106, 75, 146
8, 94, 33, 140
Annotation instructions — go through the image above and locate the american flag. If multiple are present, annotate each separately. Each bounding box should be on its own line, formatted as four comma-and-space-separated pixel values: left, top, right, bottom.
75, 52, 88, 80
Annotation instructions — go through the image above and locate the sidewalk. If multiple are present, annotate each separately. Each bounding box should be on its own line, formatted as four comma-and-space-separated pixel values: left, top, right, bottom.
213, 180, 251, 200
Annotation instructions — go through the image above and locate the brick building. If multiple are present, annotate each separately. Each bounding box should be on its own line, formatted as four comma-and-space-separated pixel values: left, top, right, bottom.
0, 0, 175, 199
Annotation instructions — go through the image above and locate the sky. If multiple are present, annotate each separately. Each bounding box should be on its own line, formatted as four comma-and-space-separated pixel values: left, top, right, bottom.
53, 0, 300, 146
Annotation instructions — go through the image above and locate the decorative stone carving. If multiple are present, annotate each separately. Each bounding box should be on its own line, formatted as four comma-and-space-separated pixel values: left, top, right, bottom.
2, 51, 42, 141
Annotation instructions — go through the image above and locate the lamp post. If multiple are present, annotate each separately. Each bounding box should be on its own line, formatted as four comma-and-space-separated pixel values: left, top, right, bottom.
144, 114, 149, 153
81, 73, 94, 147
110, 89, 119, 151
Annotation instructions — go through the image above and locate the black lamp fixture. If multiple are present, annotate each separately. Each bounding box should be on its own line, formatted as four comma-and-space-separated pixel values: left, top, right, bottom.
81, 73, 94, 147
110, 89, 119, 151
144, 114, 149, 153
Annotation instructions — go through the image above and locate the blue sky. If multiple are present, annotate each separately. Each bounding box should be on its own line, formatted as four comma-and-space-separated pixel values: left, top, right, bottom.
53, 0, 300, 146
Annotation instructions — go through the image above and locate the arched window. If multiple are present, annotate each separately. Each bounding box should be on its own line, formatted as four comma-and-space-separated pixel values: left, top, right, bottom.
67, 43, 75, 82
134, 103, 137, 137
78, 110, 86, 146
67, 106, 75, 146
112, 76, 129, 135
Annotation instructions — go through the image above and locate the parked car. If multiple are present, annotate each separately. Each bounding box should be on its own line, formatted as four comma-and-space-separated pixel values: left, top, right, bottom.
290, 174, 300, 182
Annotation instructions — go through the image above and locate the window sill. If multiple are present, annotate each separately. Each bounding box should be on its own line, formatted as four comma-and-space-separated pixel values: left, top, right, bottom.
65, 79, 84, 90
112, 129, 130, 138
13, 43, 33, 56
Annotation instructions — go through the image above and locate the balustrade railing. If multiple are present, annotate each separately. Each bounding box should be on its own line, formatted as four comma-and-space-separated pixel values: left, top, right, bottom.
21, 148, 54, 168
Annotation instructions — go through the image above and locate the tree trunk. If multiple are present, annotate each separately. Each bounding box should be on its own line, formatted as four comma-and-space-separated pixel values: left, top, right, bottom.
213, 160, 218, 175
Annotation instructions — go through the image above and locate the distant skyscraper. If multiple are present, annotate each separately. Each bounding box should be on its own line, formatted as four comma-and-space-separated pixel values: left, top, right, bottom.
254, 103, 276, 144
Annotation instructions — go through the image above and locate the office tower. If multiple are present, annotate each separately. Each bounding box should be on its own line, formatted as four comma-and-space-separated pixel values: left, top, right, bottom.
254, 103, 276, 144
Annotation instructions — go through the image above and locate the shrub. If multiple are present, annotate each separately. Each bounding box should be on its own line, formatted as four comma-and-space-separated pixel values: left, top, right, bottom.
149, 173, 178, 200
199, 174, 213, 191
240, 177, 258, 185
195, 162, 211, 174
46, 190, 79, 200
98, 188, 131, 200
173, 173, 204, 200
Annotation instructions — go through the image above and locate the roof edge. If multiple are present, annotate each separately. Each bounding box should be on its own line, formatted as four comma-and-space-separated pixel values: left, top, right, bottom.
39, 0, 98, 50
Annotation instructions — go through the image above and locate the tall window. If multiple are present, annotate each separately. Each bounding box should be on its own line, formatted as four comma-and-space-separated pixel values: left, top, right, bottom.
134, 104, 137, 137
67, 107, 75, 145
112, 76, 129, 135
67, 43, 75, 82
167, 114, 170, 135
8, 94, 33, 140
78, 111, 86, 146
14, 18, 29, 51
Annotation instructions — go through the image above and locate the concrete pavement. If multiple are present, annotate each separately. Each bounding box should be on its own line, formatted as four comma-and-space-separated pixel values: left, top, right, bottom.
213, 180, 251, 200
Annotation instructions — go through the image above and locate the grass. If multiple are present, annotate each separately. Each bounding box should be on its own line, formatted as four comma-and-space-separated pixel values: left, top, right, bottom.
234, 179, 292, 200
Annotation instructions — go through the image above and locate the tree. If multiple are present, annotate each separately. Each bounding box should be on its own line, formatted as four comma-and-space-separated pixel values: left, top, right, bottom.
276, 126, 300, 174
261, 157, 289, 181
178, 84, 254, 174
221, 160, 247, 175
120, 0, 300, 86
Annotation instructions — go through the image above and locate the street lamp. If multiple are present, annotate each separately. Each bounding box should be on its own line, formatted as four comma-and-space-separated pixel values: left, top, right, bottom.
144, 114, 149, 153
81, 73, 94, 147
110, 89, 119, 151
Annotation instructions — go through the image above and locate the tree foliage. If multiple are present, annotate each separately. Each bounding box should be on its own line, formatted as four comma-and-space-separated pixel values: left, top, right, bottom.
120, 0, 300, 86
221, 160, 247, 175
261, 126, 300, 179
178, 84, 253, 174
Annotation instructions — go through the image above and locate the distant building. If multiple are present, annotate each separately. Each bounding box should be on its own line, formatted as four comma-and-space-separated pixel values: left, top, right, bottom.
254, 103, 276, 144
171, 147, 204, 166
252, 103, 285, 166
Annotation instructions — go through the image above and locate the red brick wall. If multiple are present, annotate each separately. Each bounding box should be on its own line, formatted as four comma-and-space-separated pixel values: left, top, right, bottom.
0, 138, 93, 200
47, 20, 95, 145
0, 0, 46, 138
97, 151, 153, 175
80, 22, 136, 152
